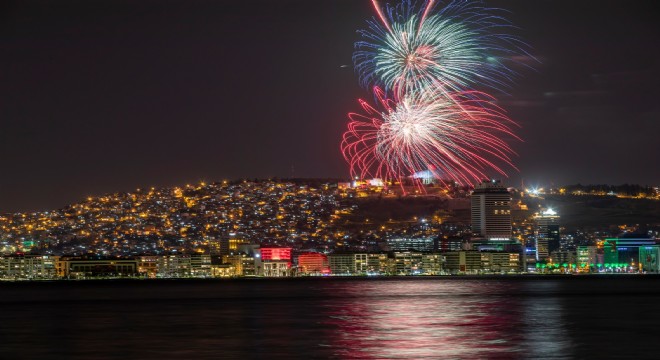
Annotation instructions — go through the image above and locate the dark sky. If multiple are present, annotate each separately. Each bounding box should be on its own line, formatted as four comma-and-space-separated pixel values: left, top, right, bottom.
1, 0, 659, 212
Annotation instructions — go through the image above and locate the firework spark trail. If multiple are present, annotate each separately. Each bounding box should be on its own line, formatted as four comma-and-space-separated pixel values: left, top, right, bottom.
371, 0, 392, 32
355, 0, 530, 97
341, 87, 520, 187
343, 0, 529, 189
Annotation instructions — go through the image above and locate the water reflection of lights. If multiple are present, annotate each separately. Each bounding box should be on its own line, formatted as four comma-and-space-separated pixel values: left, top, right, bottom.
319, 280, 546, 358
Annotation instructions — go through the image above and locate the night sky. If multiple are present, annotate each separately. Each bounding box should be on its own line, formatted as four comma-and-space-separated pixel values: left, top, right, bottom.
1, 0, 659, 212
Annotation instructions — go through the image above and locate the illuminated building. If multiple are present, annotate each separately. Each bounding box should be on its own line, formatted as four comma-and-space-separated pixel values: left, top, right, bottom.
549, 250, 576, 266
639, 246, 660, 273
56, 258, 138, 278
326, 253, 393, 275
263, 261, 289, 277
208, 237, 224, 256
444, 251, 482, 274
137, 256, 159, 277
212, 234, 250, 257
236, 244, 262, 275
386, 236, 437, 252
222, 254, 253, 276
533, 209, 560, 261
297, 253, 329, 275
366, 253, 390, 275
438, 236, 464, 252
577, 246, 599, 270
261, 247, 291, 277
603, 236, 656, 270
393, 252, 443, 275
411, 169, 437, 185
470, 180, 512, 241
480, 252, 520, 273
210, 264, 235, 277
444, 251, 519, 274
261, 248, 292, 262
0, 255, 58, 279
156, 255, 191, 277
190, 254, 212, 277
328, 253, 356, 275
229, 237, 250, 253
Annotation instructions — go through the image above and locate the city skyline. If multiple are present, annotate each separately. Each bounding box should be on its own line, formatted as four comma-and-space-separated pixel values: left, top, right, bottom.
2, 2, 660, 358
2, 0, 659, 212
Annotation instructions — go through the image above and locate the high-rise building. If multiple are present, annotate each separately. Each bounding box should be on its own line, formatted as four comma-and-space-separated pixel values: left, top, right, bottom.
534, 209, 560, 261
470, 180, 512, 241
210, 233, 249, 257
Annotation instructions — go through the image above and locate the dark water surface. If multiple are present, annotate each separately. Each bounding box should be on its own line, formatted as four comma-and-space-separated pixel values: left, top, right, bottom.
1, 276, 659, 359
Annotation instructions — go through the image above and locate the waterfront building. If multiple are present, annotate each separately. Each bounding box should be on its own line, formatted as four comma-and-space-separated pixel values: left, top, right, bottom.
236, 244, 262, 273
534, 209, 560, 261
550, 250, 576, 267
190, 254, 212, 277
480, 252, 520, 273
392, 252, 443, 275
444, 251, 518, 274
421, 253, 443, 275
577, 246, 599, 271
639, 246, 660, 273
261, 247, 291, 276
137, 256, 159, 277
297, 252, 329, 275
56, 257, 138, 278
603, 236, 656, 270
393, 251, 424, 275
0, 255, 58, 279
156, 255, 191, 277
327, 253, 394, 275
222, 253, 259, 276
210, 264, 236, 277
470, 180, 512, 241
328, 253, 356, 275
261, 248, 291, 262
263, 260, 289, 277
366, 253, 391, 275
444, 251, 482, 274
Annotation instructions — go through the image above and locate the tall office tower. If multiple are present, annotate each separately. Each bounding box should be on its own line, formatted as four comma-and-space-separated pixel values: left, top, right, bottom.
210, 233, 249, 257
533, 209, 560, 261
471, 180, 512, 241
207, 237, 225, 256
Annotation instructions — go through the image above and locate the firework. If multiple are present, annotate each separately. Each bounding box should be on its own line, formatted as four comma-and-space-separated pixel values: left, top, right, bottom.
354, 0, 529, 96
341, 87, 519, 187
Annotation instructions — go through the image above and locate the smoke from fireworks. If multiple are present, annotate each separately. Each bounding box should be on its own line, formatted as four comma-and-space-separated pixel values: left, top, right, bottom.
341, 87, 519, 186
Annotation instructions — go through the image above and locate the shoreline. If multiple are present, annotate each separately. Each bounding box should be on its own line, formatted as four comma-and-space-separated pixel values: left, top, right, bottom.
2, 273, 660, 284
